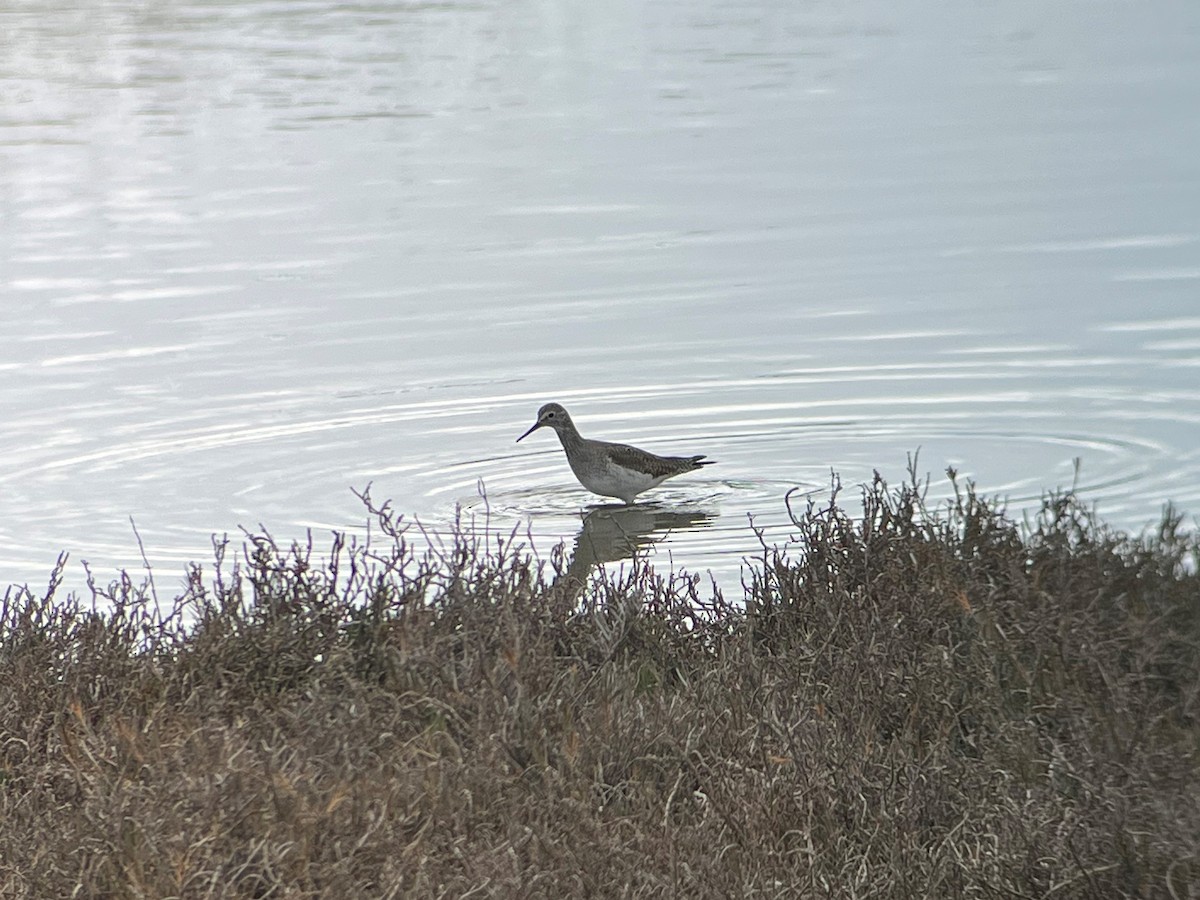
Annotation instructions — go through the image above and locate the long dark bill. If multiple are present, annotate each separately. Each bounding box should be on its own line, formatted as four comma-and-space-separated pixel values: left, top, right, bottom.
515, 422, 541, 443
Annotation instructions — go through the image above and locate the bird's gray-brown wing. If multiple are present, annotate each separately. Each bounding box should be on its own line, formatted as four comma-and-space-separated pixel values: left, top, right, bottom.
600, 441, 710, 477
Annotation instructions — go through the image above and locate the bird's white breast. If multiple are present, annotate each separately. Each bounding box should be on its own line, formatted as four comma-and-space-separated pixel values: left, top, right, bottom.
574, 458, 666, 501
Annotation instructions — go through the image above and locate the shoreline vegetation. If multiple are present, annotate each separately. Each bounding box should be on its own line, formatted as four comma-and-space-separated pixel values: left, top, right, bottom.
2, 471, 1198, 898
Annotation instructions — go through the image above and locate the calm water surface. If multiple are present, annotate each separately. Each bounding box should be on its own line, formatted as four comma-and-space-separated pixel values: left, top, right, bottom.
2, 0, 1199, 596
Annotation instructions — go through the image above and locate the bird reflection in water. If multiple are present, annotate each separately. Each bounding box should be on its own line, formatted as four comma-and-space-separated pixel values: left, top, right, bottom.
551, 503, 717, 598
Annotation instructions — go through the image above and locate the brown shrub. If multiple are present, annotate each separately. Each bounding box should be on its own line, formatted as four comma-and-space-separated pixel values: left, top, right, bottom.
1, 475, 1197, 898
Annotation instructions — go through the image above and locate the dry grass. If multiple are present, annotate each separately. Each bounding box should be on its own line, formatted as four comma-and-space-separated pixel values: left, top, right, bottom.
1, 473, 1198, 898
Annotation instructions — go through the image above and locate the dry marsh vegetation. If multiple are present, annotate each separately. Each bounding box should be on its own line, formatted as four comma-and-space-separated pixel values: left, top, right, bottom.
1, 474, 1198, 898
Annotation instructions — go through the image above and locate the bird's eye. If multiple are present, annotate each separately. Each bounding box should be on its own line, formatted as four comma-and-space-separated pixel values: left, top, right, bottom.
546, 412, 555, 418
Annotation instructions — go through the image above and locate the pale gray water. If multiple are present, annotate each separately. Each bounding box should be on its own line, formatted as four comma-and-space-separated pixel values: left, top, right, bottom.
2, 0, 1199, 596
